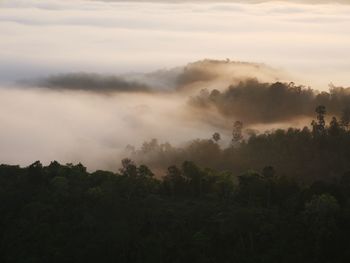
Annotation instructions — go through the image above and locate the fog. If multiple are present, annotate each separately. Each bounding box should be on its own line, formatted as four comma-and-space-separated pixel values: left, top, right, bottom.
0, 86, 192, 171
31, 60, 286, 92
1, 0, 350, 170
0, 60, 285, 170
1, 59, 348, 171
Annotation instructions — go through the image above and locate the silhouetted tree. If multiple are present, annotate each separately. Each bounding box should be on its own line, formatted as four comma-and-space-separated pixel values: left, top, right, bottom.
182, 161, 203, 197
137, 164, 154, 178
27, 160, 43, 184
232, 121, 243, 144
312, 105, 327, 136
0, 159, 350, 262
163, 165, 185, 196
329, 117, 341, 136
212, 132, 221, 143
340, 107, 350, 131
120, 158, 137, 177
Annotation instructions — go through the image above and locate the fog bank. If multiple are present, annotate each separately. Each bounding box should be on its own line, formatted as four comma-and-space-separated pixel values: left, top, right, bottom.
2, 59, 349, 171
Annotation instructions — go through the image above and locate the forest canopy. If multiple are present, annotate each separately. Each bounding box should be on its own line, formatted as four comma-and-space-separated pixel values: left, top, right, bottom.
1, 145, 350, 262
190, 79, 350, 124
1, 105, 350, 262
127, 105, 350, 182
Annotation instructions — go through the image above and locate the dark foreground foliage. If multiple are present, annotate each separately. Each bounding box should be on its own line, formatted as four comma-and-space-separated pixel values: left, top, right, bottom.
1, 158, 350, 263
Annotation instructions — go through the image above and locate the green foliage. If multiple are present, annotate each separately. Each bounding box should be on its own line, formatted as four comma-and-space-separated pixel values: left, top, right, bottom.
305, 193, 339, 217
0, 159, 350, 263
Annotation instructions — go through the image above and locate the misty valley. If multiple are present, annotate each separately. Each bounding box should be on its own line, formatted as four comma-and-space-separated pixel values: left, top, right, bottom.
1, 114, 350, 262
2, 64, 350, 262
1, 0, 350, 262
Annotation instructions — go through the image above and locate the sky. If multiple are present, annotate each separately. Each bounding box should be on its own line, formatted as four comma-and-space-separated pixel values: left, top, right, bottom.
0, 0, 349, 170
1, 0, 350, 88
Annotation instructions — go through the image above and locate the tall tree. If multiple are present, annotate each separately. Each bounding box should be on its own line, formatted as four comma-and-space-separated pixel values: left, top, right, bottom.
312, 105, 326, 136
212, 132, 221, 143
340, 107, 350, 131
232, 121, 243, 144
329, 117, 341, 136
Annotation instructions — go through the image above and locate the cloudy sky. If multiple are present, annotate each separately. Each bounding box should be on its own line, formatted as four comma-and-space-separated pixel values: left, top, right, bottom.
1, 0, 350, 88
0, 0, 350, 170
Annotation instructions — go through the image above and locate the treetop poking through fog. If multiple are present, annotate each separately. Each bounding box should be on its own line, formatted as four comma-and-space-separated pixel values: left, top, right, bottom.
190, 78, 350, 124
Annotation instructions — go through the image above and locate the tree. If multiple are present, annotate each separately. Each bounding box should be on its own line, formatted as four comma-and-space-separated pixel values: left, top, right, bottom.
120, 158, 137, 177
237, 171, 265, 206
232, 121, 243, 144
304, 194, 340, 260
316, 105, 326, 127
312, 105, 326, 136
262, 166, 275, 178
340, 107, 350, 131
137, 164, 154, 178
163, 165, 185, 196
182, 161, 203, 197
214, 172, 235, 200
328, 117, 341, 136
212, 132, 221, 143
28, 161, 43, 184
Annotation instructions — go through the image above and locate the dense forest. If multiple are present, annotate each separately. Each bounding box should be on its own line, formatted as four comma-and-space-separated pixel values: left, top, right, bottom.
130, 104, 350, 182
189, 79, 350, 124
1, 106, 350, 262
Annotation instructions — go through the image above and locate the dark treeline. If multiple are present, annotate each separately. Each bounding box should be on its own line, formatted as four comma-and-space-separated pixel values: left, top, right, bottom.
2, 106, 350, 262
29, 59, 278, 93
190, 79, 350, 124
1, 157, 350, 262
37, 73, 151, 93
130, 105, 350, 182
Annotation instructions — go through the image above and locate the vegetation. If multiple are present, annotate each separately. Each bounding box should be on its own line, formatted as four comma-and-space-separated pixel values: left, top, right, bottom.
1, 159, 350, 262
2, 106, 350, 262
189, 79, 350, 124
130, 105, 350, 182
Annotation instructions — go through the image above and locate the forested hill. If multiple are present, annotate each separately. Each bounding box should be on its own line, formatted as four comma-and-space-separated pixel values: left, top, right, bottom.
130, 105, 350, 182
2, 105, 350, 262
1, 157, 350, 262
